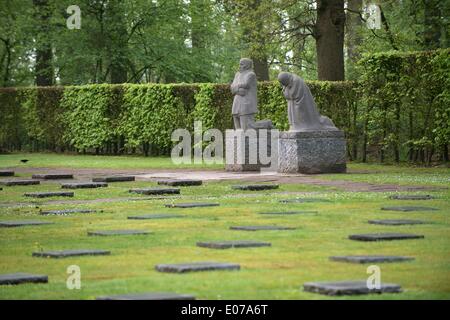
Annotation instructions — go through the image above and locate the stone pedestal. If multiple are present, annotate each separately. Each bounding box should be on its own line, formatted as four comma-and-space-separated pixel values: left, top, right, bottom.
278, 130, 346, 174
225, 129, 272, 172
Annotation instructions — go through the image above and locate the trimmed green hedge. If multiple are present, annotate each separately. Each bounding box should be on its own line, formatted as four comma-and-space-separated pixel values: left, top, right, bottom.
359, 48, 450, 163
0, 49, 448, 163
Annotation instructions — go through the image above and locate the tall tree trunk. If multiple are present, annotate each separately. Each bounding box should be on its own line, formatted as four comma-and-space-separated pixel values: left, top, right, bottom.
106, 0, 128, 84
315, 0, 346, 81
423, 0, 441, 49
253, 58, 269, 81
33, 0, 53, 86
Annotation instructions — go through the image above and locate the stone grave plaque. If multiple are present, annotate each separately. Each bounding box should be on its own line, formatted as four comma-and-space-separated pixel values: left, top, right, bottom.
0, 220, 53, 228
32, 174, 73, 180
329, 255, 414, 264
368, 219, 428, 226
165, 203, 219, 208
349, 233, 424, 241
230, 225, 295, 231
155, 262, 240, 273
88, 230, 150, 236
96, 292, 195, 300
157, 179, 202, 186
0, 273, 48, 285
127, 214, 184, 220
231, 184, 279, 191
196, 240, 271, 249
61, 182, 108, 189
303, 280, 401, 296
0, 180, 40, 186
381, 206, 438, 212
129, 188, 180, 195
40, 209, 97, 216
92, 176, 135, 183
24, 191, 74, 198
32, 249, 110, 258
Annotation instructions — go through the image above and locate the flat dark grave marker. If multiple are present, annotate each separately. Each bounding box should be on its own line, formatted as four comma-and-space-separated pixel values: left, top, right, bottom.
197, 240, 271, 249
96, 292, 195, 300
40, 209, 97, 216
349, 233, 424, 241
88, 230, 151, 236
381, 206, 439, 212
232, 184, 279, 191
329, 255, 415, 264
32, 173, 73, 180
61, 182, 108, 189
259, 210, 318, 215
0, 220, 53, 228
279, 198, 331, 203
155, 262, 240, 273
92, 176, 135, 183
157, 179, 202, 187
127, 213, 184, 220
0, 171, 14, 177
24, 191, 74, 198
129, 188, 180, 195
165, 202, 219, 208
303, 280, 402, 296
230, 225, 296, 231
389, 195, 433, 200
368, 219, 429, 226
0, 179, 40, 186
32, 249, 110, 258
0, 273, 48, 285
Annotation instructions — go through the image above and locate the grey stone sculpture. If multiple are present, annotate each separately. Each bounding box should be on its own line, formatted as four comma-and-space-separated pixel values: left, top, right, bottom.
231, 58, 258, 130
278, 72, 337, 132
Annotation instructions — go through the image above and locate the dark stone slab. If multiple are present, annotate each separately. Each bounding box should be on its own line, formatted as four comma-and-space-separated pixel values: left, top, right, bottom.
279, 198, 331, 203
32, 173, 73, 180
259, 210, 318, 215
303, 280, 402, 296
157, 179, 202, 187
155, 262, 240, 273
127, 213, 184, 220
349, 233, 424, 241
231, 184, 279, 191
32, 249, 110, 258
61, 182, 108, 189
0, 179, 40, 186
129, 188, 180, 195
0, 273, 48, 285
165, 202, 219, 208
368, 219, 429, 226
0, 220, 53, 228
389, 194, 433, 200
381, 206, 438, 212
0, 171, 14, 177
88, 230, 150, 236
197, 240, 271, 249
24, 191, 74, 198
96, 292, 195, 300
230, 225, 296, 231
92, 176, 135, 183
329, 255, 415, 264
40, 209, 97, 216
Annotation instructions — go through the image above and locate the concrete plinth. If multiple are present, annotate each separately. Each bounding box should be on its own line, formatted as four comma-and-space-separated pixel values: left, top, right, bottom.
277, 130, 346, 174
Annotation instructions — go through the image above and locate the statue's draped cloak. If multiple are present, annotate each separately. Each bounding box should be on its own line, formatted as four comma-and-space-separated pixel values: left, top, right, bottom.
231, 70, 258, 116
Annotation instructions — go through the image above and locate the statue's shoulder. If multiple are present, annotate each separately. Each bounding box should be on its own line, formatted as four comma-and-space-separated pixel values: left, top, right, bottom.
247, 71, 257, 81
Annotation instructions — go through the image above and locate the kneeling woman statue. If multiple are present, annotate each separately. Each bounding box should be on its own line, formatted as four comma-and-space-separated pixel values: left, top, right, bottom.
278, 72, 338, 132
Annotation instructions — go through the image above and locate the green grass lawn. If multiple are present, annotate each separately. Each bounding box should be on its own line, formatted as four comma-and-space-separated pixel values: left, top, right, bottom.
0, 153, 449, 299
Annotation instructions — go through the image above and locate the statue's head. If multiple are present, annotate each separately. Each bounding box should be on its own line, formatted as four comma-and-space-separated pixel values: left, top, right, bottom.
239, 58, 253, 72
278, 72, 292, 87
